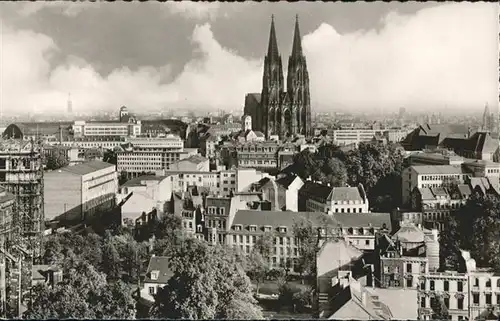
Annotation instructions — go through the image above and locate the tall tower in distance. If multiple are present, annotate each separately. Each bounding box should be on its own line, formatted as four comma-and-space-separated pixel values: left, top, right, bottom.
67, 93, 73, 114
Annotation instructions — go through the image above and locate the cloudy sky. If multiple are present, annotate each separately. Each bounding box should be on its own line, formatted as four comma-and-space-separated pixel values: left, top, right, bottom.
0, 1, 497, 116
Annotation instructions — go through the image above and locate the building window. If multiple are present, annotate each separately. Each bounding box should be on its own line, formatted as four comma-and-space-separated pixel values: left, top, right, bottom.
457, 298, 464, 310
457, 281, 463, 292
420, 297, 426, 308
406, 278, 412, 288
485, 279, 491, 288
365, 240, 370, 246
486, 294, 491, 305
473, 293, 479, 305
149, 287, 155, 295
430, 280, 435, 291
474, 278, 479, 287
406, 264, 412, 273
444, 298, 449, 309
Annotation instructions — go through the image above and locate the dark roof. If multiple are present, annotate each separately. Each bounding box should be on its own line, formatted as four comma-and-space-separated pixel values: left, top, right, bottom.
246, 93, 262, 104
3, 122, 73, 140
331, 212, 391, 229
144, 256, 174, 284
121, 175, 165, 187
275, 175, 299, 189
61, 160, 114, 176
299, 181, 332, 200
232, 210, 336, 231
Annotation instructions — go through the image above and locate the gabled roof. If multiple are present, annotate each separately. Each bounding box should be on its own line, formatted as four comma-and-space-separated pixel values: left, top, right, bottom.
60, 160, 114, 176
418, 187, 436, 200
144, 256, 174, 284
328, 186, 364, 202
275, 175, 300, 189
392, 223, 425, 243
299, 181, 332, 200
317, 239, 363, 277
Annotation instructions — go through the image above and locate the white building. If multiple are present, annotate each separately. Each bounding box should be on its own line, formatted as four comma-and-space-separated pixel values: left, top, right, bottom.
141, 256, 173, 302
44, 160, 118, 222
117, 175, 173, 225
72, 120, 141, 138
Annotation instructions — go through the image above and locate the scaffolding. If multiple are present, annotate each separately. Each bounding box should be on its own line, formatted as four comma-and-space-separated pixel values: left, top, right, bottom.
0, 139, 44, 260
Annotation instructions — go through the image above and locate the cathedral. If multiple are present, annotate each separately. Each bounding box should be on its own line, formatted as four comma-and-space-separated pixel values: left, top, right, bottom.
244, 15, 312, 139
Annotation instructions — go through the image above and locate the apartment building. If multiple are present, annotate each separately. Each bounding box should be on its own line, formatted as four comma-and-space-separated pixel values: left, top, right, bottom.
168, 155, 209, 172
331, 129, 384, 146
376, 223, 439, 290
333, 212, 391, 251
236, 141, 279, 169
72, 120, 141, 138
44, 160, 118, 222
418, 250, 500, 321
298, 181, 369, 214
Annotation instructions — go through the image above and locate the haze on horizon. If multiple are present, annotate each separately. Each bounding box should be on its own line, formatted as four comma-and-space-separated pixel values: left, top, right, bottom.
0, 1, 497, 116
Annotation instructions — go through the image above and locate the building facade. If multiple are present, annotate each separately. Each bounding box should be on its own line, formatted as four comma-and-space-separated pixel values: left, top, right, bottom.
244, 15, 312, 139
44, 161, 117, 223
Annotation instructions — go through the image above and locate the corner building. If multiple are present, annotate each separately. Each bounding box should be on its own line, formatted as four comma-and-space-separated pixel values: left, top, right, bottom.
244, 15, 312, 139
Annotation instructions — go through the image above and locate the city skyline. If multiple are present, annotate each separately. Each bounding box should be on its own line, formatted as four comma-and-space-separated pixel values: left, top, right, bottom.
0, 2, 498, 115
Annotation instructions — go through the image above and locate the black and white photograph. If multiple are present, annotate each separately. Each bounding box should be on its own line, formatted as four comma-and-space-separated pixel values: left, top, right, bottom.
0, 1, 499, 319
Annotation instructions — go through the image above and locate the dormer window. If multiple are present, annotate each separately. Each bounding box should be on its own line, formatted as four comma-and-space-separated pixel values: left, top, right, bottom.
249, 225, 257, 232
279, 226, 287, 233
358, 228, 364, 235
150, 270, 159, 280
263, 225, 272, 232
233, 224, 242, 231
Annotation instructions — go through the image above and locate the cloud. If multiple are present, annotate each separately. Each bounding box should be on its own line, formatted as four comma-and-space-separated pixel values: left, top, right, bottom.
163, 2, 221, 21
16, 1, 100, 17
302, 2, 498, 112
0, 2, 497, 116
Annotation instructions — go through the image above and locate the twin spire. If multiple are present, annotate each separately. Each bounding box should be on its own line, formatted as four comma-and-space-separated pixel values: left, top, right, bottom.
267, 14, 303, 60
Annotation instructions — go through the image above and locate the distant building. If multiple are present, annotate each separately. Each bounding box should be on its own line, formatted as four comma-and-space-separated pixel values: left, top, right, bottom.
44, 160, 117, 222
333, 212, 391, 251
235, 141, 280, 170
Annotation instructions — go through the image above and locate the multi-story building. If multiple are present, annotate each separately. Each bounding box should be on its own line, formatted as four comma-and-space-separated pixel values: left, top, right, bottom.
376, 223, 440, 290
72, 120, 141, 138
0, 139, 44, 259
117, 175, 173, 225
44, 160, 117, 223
331, 129, 384, 146
0, 187, 15, 248
402, 165, 468, 206
333, 212, 391, 251
116, 135, 195, 177
236, 141, 280, 170
405, 151, 465, 167
417, 250, 500, 321
298, 181, 369, 214
257, 175, 304, 211
168, 155, 209, 172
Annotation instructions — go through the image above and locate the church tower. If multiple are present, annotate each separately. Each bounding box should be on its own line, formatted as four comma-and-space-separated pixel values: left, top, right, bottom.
260, 15, 285, 138
286, 15, 311, 137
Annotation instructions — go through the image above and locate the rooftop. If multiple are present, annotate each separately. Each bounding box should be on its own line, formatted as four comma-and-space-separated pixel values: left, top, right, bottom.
144, 256, 174, 284
59, 160, 115, 176
411, 165, 464, 175
121, 175, 165, 187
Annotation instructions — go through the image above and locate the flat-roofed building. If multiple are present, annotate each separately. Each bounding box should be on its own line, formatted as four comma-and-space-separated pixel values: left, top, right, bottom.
44, 160, 117, 223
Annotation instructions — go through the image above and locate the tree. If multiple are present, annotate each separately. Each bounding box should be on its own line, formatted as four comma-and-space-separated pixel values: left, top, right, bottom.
244, 250, 269, 296
430, 294, 449, 320
440, 192, 500, 272
323, 158, 347, 187
101, 234, 122, 280
46, 150, 69, 170
119, 171, 128, 186
292, 217, 322, 282
25, 262, 135, 319
103, 149, 117, 165
150, 238, 263, 320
